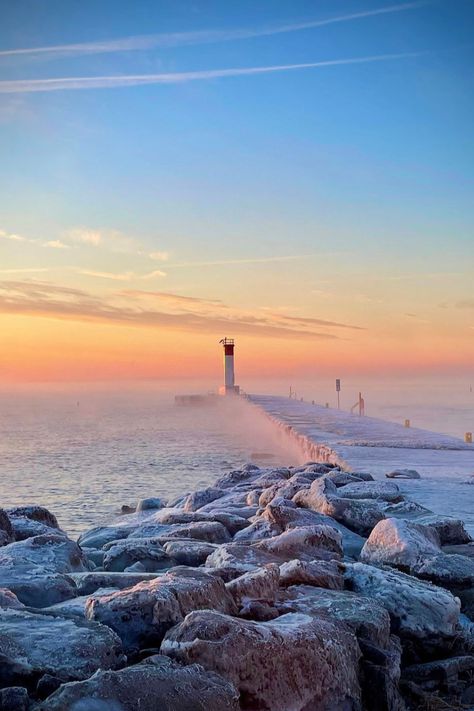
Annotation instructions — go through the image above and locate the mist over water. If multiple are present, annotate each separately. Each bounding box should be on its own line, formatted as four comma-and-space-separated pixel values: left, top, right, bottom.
0, 378, 472, 538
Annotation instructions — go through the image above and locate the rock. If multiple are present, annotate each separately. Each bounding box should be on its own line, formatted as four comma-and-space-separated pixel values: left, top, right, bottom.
45, 588, 118, 618
359, 637, 406, 711
416, 514, 473, 545
129, 520, 231, 544
0, 608, 124, 687
233, 519, 279, 543
345, 562, 460, 639
102, 538, 171, 572
36, 674, 63, 700
121, 504, 136, 514
205, 543, 282, 575
78, 524, 135, 550
413, 553, 474, 589
386, 469, 421, 479
161, 610, 361, 711
279, 559, 344, 589
293, 477, 385, 536
10, 517, 64, 541
238, 599, 279, 621
136, 497, 165, 512
0, 687, 30, 711
154, 509, 248, 535
87, 567, 237, 653
68, 571, 160, 596
0, 534, 89, 607
402, 655, 474, 692
162, 539, 218, 566
324, 471, 365, 487
0, 509, 14, 547
277, 585, 391, 648
381, 500, 432, 519
360, 518, 441, 571
36, 655, 239, 711
0, 588, 24, 609
255, 525, 343, 562
337, 481, 403, 503
258, 479, 309, 507
81, 547, 104, 567
183, 487, 226, 512
225, 564, 280, 606
7, 505, 59, 529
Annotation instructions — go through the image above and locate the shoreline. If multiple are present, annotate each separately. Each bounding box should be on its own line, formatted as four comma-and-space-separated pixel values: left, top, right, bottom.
1, 451, 474, 709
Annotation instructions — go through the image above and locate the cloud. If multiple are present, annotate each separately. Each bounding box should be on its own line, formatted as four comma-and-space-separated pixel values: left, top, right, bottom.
0, 279, 341, 341
166, 253, 324, 269
0, 3, 428, 60
67, 228, 102, 246
121, 290, 224, 307
43, 240, 70, 249
0, 230, 27, 242
149, 251, 169, 262
0, 52, 427, 94
456, 298, 474, 309
77, 269, 167, 281
269, 313, 365, 331
0, 268, 50, 274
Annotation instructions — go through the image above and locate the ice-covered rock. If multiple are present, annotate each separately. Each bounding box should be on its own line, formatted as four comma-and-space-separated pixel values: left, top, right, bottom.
68, 571, 160, 595
386, 469, 421, 479
0, 534, 89, 606
136, 497, 165, 512
87, 567, 237, 653
0, 608, 124, 687
161, 610, 361, 711
337, 481, 403, 503
102, 537, 171, 572
162, 539, 218, 566
255, 525, 343, 562
183, 487, 226, 512
413, 553, 474, 589
0, 687, 29, 711
279, 559, 344, 589
416, 514, 473, 545
225, 564, 280, 606
78, 524, 135, 550
277, 585, 391, 648
0, 508, 14, 547
345, 562, 460, 639
38, 655, 240, 711
9, 516, 64, 541
7, 505, 60, 530
129, 519, 231, 544
360, 518, 441, 571
293, 477, 385, 536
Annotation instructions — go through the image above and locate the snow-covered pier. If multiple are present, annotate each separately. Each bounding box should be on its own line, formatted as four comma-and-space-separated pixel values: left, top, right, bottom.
248, 395, 474, 480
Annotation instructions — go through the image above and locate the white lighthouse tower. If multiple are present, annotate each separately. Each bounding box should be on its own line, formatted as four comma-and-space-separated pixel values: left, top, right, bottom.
219, 338, 239, 395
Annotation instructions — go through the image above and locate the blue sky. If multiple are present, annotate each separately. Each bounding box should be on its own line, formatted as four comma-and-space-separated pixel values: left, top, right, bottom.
0, 1, 473, 381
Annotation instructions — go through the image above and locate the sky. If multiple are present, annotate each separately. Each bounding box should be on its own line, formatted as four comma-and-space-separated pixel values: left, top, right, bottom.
0, 0, 473, 385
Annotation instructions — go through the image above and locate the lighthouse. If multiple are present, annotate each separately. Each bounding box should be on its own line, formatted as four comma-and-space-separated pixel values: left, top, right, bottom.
219, 338, 239, 395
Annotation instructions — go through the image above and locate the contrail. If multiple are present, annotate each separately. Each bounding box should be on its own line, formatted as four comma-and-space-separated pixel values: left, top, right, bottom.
0, 2, 428, 59
0, 52, 426, 93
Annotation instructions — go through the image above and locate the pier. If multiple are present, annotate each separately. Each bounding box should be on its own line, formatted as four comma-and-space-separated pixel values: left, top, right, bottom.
248, 395, 474, 479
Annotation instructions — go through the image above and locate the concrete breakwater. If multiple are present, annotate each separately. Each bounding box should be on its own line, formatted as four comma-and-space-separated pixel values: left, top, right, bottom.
1, 450, 474, 709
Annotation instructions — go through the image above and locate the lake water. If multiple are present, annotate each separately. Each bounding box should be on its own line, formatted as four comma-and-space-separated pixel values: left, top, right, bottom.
0, 384, 473, 538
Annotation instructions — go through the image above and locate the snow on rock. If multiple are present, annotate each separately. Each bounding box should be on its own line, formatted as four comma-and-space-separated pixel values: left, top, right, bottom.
183, 487, 226, 512
68, 571, 160, 596
6, 505, 60, 529
38, 655, 240, 711
136, 497, 166, 512
160, 610, 362, 711
337, 481, 403, 503
0, 608, 125, 687
0, 588, 24, 609
277, 585, 391, 648
415, 514, 473, 545
102, 537, 172, 572
255, 525, 343, 562
162, 539, 218, 566
225, 563, 280, 606
279, 559, 344, 590
86, 567, 237, 653
345, 562, 460, 639
293, 477, 385, 536
360, 518, 441, 570
129, 519, 231, 544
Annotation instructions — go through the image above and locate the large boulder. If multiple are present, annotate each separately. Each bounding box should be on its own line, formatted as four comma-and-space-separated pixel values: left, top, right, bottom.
162, 539, 218, 566
386, 469, 420, 479
87, 567, 237, 653
0, 589, 24, 609
183, 487, 226, 512
129, 520, 231, 544
8, 516, 63, 541
360, 518, 441, 571
293, 477, 385, 536
161, 610, 362, 711
7, 505, 59, 530
0, 608, 124, 687
277, 585, 391, 648
225, 564, 280, 606
102, 538, 172, 572
416, 514, 473, 545
68, 571, 160, 595
345, 562, 460, 639
337, 481, 403, 503
37, 655, 239, 711
413, 553, 474, 590
0, 534, 89, 607
78, 524, 135, 550
279, 559, 344, 590
255, 525, 343, 562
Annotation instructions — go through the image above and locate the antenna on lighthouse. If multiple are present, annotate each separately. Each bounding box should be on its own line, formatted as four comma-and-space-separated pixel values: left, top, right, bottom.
219, 338, 239, 395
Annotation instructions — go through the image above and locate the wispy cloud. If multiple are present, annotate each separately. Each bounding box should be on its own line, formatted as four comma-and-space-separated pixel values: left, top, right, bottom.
148, 251, 169, 262
77, 268, 167, 281
0, 52, 427, 94
455, 298, 474, 309
166, 253, 326, 268
0, 279, 341, 341
0, 3, 428, 60
269, 313, 365, 331
121, 289, 224, 307
0, 268, 50, 274
43, 240, 70, 249
0, 230, 27, 242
